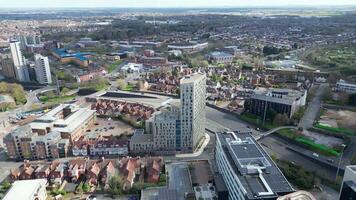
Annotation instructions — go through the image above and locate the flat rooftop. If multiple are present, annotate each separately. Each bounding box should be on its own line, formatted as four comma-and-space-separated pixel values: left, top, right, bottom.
251, 88, 305, 105
217, 131, 294, 199
2, 179, 47, 200
92, 90, 174, 109
180, 73, 205, 84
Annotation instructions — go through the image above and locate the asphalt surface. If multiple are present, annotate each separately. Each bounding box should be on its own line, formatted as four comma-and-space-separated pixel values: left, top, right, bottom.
260, 135, 337, 180
299, 83, 328, 129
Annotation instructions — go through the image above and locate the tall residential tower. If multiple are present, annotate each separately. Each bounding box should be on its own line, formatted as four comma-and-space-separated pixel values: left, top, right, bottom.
34, 54, 52, 84
180, 73, 206, 151
10, 40, 29, 82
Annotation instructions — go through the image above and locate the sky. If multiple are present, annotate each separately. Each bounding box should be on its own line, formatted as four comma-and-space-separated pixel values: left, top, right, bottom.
2, 0, 356, 8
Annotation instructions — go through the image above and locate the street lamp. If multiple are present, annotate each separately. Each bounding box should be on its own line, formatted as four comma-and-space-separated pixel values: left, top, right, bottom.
335, 143, 347, 183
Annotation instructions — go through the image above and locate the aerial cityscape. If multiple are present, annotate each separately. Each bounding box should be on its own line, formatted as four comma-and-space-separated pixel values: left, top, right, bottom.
0, 0, 356, 200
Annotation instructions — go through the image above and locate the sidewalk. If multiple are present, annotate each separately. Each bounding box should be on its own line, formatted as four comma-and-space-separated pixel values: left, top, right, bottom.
176, 133, 211, 158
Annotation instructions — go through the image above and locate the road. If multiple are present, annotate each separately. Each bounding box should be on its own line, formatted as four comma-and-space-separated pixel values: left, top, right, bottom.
299, 83, 328, 129
260, 135, 337, 180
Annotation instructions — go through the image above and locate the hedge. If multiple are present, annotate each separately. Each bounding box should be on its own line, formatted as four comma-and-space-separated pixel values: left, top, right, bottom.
296, 137, 340, 157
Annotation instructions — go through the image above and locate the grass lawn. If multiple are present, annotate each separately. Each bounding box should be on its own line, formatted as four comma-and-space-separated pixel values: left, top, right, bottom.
108, 60, 123, 73
275, 128, 341, 157
122, 84, 135, 91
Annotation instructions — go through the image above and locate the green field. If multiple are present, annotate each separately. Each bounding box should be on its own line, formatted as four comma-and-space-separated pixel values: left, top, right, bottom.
304, 44, 356, 76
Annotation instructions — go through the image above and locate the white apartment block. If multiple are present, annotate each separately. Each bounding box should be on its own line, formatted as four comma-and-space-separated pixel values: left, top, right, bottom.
34, 54, 52, 84
180, 73, 206, 151
10, 40, 29, 82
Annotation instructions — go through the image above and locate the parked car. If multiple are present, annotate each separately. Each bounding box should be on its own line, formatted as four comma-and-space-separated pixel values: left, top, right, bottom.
312, 153, 319, 158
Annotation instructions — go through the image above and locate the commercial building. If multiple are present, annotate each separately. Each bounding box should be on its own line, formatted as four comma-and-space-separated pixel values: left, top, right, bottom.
246, 88, 307, 118
180, 73, 206, 151
215, 130, 294, 200
336, 79, 356, 94
339, 165, 356, 200
207, 51, 234, 64
52, 49, 94, 67
10, 39, 30, 82
168, 42, 209, 53
2, 179, 47, 200
34, 54, 52, 84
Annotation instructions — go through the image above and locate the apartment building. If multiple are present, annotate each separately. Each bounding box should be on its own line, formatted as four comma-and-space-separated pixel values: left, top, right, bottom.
4, 125, 69, 160
180, 73, 206, 151
10, 39, 30, 82
0, 54, 16, 78
34, 54, 52, 84
246, 88, 307, 118
215, 130, 294, 200
130, 73, 206, 154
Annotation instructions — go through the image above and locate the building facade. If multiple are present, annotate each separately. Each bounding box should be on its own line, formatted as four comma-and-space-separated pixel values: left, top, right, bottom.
207, 51, 234, 64
10, 40, 29, 82
215, 130, 294, 200
180, 73, 206, 151
246, 88, 307, 119
0, 54, 16, 78
34, 54, 52, 84
339, 165, 356, 200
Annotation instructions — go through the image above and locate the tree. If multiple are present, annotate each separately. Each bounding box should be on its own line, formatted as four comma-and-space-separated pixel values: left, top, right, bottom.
273, 113, 290, 126
82, 182, 90, 193
108, 175, 123, 196
0, 82, 8, 93
61, 87, 70, 95
116, 79, 127, 90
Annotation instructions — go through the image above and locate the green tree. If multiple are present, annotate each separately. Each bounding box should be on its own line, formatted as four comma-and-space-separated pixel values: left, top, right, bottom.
61, 87, 70, 95
273, 113, 290, 126
349, 93, 356, 106
116, 79, 127, 90
108, 175, 123, 196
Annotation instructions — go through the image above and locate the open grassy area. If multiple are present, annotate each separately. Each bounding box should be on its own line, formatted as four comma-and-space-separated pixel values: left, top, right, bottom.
240, 113, 277, 129
304, 43, 356, 76
108, 60, 123, 73
276, 128, 341, 157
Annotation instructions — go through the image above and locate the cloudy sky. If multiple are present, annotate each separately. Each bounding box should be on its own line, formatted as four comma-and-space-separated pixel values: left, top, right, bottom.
2, 0, 356, 8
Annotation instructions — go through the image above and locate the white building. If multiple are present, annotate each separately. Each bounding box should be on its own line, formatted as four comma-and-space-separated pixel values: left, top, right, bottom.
10, 40, 29, 82
336, 79, 356, 94
34, 54, 52, 84
3, 179, 47, 200
215, 131, 294, 200
180, 73, 206, 151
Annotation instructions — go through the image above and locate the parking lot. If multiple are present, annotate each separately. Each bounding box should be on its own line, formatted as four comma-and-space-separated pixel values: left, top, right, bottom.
86, 117, 133, 137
